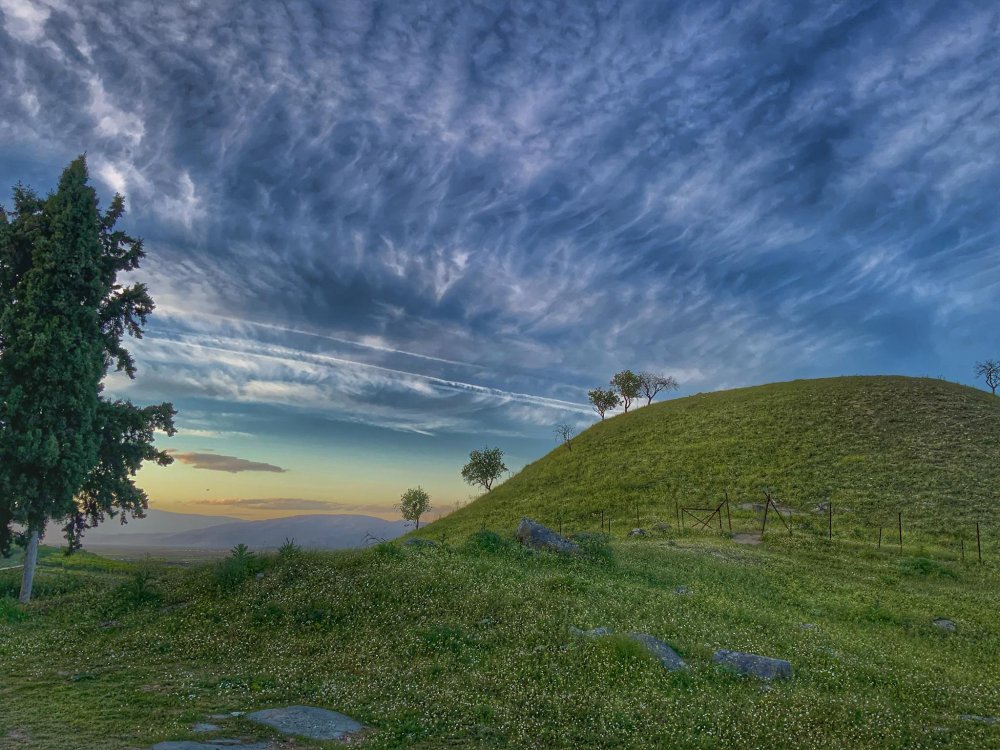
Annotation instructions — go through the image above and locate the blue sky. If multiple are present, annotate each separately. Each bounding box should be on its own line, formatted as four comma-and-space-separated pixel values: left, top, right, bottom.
1, 0, 998, 518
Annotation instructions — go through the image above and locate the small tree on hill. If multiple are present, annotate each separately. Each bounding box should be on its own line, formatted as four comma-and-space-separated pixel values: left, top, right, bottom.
461, 447, 507, 492
554, 424, 574, 451
398, 486, 432, 530
611, 370, 642, 413
588, 388, 620, 420
975, 360, 1000, 395
638, 372, 679, 406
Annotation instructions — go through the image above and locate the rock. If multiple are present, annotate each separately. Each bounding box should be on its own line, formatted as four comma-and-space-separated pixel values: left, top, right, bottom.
245, 705, 367, 741
98, 620, 119, 629
673, 586, 691, 595
192, 724, 220, 733
799, 623, 817, 630
959, 714, 997, 725
713, 650, 792, 680
569, 625, 611, 638
151, 742, 271, 750
404, 538, 436, 548
254, 572, 265, 581
628, 528, 646, 537
515, 518, 579, 554
815, 502, 830, 513
652, 522, 671, 533
932, 618, 957, 632
627, 633, 687, 672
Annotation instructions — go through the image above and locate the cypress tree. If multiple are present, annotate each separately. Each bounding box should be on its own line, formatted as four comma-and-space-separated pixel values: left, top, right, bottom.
0, 157, 175, 602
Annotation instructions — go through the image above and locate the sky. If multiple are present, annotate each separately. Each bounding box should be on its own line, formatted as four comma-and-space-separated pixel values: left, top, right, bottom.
1, 0, 998, 521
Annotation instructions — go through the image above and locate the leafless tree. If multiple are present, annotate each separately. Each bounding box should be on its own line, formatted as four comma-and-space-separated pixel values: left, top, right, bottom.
554, 423, 574, 451
638, 372, 679, 406
976, 359, 1000, 394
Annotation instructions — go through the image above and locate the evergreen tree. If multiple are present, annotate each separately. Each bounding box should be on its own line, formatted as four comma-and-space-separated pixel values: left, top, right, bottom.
0, 157, 175, 602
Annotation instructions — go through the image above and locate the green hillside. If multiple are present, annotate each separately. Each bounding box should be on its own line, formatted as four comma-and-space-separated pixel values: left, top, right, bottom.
426, 377, 1000, 542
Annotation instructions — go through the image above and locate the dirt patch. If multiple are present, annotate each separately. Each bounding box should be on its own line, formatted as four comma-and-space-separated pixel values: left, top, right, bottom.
731, 532, 763, 545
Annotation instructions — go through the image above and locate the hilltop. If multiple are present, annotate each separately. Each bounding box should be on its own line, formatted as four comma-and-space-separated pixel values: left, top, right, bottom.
425, 376, 1000, 542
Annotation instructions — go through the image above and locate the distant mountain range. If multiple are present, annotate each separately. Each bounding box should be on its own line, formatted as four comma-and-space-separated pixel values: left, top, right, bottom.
58, 509, 409, 550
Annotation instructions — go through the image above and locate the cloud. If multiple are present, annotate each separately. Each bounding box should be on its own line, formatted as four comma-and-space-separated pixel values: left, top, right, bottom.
168, 451, 287, 474
2, 0, 999, 453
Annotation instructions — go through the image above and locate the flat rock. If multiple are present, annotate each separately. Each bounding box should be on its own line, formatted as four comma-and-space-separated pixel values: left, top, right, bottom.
515, 518, 579, 554
627, 633, 687, 672
959, 714, 997, 725
192, 724, 220, 733
569, 625, 611, 638
673, 585, 691, 595
151, 742, 271, 750
245, 705, 366, 741
932, 618, 956, 632
713, 649, 792, 680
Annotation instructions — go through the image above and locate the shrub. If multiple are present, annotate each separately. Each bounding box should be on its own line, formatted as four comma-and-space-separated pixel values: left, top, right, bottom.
107, 569, 162, 613
466, 529, 517, 555
214, 543, 262, 592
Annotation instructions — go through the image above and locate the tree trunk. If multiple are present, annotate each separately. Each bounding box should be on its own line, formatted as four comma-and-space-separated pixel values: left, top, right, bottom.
18, 529, 39, 605
415, 518, 420, 531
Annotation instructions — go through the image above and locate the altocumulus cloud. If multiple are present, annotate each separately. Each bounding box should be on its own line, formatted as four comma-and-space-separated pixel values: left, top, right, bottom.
168, 451, 288, 474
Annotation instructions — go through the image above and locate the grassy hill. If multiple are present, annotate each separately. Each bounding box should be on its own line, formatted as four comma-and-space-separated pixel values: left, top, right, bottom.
424, 377, 1000, 545
2, 375, 999, 749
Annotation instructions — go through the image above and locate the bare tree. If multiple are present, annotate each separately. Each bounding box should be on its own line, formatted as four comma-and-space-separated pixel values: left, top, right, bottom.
638, 372, 679, 406
976, 360, 1000, 394
554, 424, 574, 451
588, 388, 620, 420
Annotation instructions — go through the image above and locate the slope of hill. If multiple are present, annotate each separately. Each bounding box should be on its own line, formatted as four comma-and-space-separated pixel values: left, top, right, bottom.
425, 377, 1000, 541
84, 514, 408, 550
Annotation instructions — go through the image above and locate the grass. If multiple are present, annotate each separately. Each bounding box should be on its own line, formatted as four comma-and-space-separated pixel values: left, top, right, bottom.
2, 375, 999, 748
423, 377, 1000, 549
0, 533, 997, 749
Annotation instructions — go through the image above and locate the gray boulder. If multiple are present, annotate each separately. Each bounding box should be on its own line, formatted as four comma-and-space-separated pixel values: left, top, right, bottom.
245, 706, 366, 741
959, 714, 997, 725
515, 518, 579, 554
628, 528, 646, 537
932, 618, 956, 633
628, 633, 687, 672
713, 649, 792, 680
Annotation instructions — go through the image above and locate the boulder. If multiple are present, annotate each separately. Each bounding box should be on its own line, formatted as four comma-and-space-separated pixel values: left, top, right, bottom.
191, 723, 221, 733
515, 518, 579, 554
673, 585, 691, 595
713, 649, 792, 680
652, 522, 671, 533
627, 633, 687, 672
628, 528, 647, 537
932, 618, 957, 632
245, 705, 367, 742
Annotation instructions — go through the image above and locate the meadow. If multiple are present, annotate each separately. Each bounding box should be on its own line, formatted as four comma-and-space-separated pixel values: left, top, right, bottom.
1, 529, 997, 749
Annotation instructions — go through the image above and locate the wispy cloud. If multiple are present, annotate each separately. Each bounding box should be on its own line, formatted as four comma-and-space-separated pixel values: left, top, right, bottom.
2, 0, 998, 453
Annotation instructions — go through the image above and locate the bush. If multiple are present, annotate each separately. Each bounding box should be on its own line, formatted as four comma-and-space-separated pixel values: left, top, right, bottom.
214, 544, 263, 592
107, 569, 162, 614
